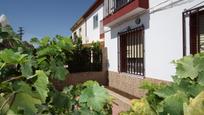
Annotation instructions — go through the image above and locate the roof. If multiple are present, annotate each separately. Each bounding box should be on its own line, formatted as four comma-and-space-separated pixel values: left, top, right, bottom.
70, 0, 103, 31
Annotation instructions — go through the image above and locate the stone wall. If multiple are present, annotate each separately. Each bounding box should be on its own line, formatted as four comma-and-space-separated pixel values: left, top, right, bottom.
108, 71, 169, 98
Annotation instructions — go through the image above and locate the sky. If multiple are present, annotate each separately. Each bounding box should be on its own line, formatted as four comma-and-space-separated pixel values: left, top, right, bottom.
0, 0, 95, 41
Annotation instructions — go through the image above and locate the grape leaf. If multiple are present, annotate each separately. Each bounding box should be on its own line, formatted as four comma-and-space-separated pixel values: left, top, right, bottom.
198, 71, 204, 86
0, 49, 27, 64
52, 91, 69, 109
20, 57, 33, 78
0, 95, 10, 114
30, 37, 39, 44
79, 85, 109, 112
39, 36, 50, 47
184, 91, 204, 115
13, 81, 33, 96
154, 84, 177, 98
83, 80, 99, 87
50, 60, 68, 80
10, 93, 41, 115
34, 70, 49, 103
160, 91, 188, 115
175, 56, 199, 80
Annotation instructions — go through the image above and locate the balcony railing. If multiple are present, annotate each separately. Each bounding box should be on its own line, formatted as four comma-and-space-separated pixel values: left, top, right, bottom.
114, 0, 133, 12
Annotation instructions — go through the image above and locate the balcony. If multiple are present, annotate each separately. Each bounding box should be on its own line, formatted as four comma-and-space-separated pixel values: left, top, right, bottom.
103, 0, 149, 27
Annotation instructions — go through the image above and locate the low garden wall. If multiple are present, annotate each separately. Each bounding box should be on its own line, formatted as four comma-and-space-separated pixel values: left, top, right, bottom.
53, 71, 108, 90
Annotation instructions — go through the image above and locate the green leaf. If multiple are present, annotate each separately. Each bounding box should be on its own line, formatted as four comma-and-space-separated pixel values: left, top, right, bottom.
50, 60, 68, 80
79, 108, 98, 115
160, 91, 188, 115
184, 91, 204, 115
10, 93, 41, 115
0, 95, 10, 114
79, 85, 109, 112
132, 98, 156, 115
30, 37, 39, 44
198, 71, 204, 86
20, 56, 33, 78
83, 80, 100, 87
174, 55, 199, 80
154, 84, 177, 98
54, 66, 68, 81
34, 70, 49, 102
0, 49, 27, 64
52, 91, 69, 109
36, 57, 46, 64
39, 36, 50, 47
55, 35, 73, 50
193, 53, 204, 72
13, 81, 33, 95
177, 79, 204, 97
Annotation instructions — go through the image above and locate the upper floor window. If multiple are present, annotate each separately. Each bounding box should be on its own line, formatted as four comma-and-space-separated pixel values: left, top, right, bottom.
79, 28, 82, 36
73, 32, 77, 42
93, 14, 98, 29
114, 0, 132, 11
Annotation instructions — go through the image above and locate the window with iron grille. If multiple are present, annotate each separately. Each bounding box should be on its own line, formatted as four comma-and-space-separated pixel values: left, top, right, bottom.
118, 26, 144, 76
190, 10, 204, 54
183, 6, 204, 55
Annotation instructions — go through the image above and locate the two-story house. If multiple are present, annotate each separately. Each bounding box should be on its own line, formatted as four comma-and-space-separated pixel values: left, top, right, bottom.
71, 0, 104, 47
103, 0, 204, 98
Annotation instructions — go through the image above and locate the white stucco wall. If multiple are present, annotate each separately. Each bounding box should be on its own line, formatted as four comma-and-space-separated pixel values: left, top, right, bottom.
105, 0, 203, 81
72, 22, 86, 44
86, 4, 104, 43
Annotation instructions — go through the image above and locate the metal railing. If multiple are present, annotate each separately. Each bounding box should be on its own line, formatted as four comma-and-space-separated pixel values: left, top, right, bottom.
67, 49, 102, 73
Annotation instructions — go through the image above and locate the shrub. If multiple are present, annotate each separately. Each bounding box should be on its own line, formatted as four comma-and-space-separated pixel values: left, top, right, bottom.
121, 53, 204, 115
0, 26, 112, 115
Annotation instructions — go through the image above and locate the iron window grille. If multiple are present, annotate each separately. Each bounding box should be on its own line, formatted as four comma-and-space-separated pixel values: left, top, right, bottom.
183, 5, 204, 55
118, 25, 145, 76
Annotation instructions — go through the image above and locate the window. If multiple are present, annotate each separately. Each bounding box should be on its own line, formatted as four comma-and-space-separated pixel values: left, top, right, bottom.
114, 0, 132, 11
190, 10, 204, 54
93, 14, 98, 29
73, 32, 77, 42
119, 26, 144, 76
79, 28, 82, 36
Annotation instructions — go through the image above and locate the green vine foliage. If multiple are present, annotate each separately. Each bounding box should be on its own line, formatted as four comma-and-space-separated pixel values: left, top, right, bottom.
0, 26, 112, 115
121, 53, 204, 115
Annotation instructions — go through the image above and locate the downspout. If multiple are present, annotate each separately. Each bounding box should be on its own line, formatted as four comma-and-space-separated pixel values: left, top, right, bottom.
85, 18, 87, 42
182, 12, 186, 56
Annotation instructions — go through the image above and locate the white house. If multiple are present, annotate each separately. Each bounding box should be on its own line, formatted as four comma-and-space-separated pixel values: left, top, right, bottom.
71, 0, 104, 46
103, 0, 204, 97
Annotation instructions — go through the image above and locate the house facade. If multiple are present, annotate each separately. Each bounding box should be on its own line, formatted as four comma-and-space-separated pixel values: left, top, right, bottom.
103, 0, 204, 97
71, 17, 86, 43
71, 0, 104, 46
71, 0, 204, 98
